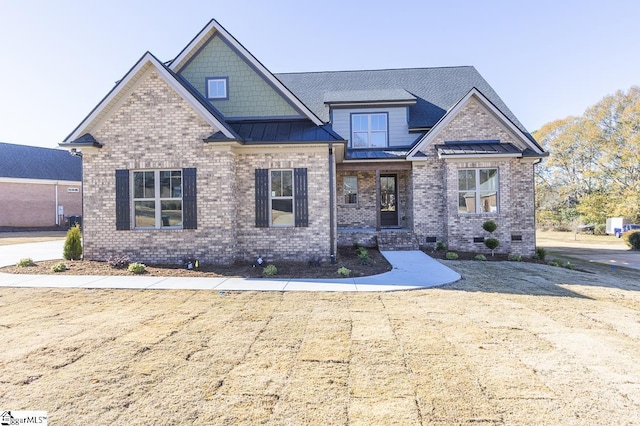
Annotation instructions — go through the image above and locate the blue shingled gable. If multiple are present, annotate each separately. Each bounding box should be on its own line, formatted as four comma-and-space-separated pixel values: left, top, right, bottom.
0, 142, 82, 181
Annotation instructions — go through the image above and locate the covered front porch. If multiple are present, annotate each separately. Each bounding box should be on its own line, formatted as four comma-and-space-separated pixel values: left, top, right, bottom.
336, 161, 417, 250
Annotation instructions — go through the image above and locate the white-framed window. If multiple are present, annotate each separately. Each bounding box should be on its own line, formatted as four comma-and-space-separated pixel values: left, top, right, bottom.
206, 77, 228, 99
270, 170, 294, 227
458, 168, 499, 214
343, 176, 358, 204
351, 113, 388, 148
132, 170, 183, 228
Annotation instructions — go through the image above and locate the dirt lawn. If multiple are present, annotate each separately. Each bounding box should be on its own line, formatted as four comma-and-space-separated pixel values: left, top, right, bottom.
2, 258, 640, 425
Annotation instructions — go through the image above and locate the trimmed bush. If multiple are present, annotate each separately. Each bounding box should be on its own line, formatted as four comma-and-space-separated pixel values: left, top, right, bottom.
624, 230, 640, 250
508, 253, 522, 262
484, 238, 500, 256
51, 262, 67, 273
548, 260, 560, 267
128, 262, 146, 274
63, 224, 83, 260
445, 252, 459, 260
263, 264, 277, 277
16, 258, 36, 267
563, 261, 576, 270
482, 220, 497, 233
337, 266, 351, 277
436, 242, 446, 251
474, 254, 487, 261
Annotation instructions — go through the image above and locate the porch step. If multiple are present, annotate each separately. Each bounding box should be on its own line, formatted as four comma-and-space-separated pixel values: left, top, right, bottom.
377, 231, 419, 251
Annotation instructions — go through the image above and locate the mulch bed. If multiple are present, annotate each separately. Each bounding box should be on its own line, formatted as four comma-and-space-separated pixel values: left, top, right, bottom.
1, 246, 391, 279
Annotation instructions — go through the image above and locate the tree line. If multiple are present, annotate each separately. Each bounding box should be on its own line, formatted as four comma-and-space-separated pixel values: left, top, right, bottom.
534, 86, 640, 229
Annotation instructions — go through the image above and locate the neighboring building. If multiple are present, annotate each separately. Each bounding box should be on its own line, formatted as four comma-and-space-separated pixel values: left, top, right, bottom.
61, 19, 546, 265
0, 142, 82, 228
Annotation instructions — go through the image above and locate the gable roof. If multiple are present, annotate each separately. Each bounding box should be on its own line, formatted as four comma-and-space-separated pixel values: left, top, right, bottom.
407, 88, 546, 159
62, 51, 239, 144
169, 19, 323, 126
275, 67, 532, 135
0, 142, 81, 181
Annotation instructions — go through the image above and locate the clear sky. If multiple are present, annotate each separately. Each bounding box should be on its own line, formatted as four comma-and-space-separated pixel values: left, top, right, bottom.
1, 0, 639, 148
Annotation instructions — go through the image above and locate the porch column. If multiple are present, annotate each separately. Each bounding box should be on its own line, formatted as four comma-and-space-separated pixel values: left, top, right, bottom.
375, 169, 381, 231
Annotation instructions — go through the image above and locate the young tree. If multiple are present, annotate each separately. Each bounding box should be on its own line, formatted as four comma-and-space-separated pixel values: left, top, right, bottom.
63, 224, 83, 260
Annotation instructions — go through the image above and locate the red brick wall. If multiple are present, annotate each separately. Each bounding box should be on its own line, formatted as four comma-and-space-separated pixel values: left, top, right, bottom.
0, 181, 82, 227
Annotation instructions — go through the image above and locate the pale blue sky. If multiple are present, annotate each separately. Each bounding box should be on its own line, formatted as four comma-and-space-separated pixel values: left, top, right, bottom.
1, 0, 638, 148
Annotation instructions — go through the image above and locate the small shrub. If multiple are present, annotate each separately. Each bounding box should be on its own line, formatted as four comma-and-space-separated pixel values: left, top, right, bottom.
445, 252, 459, 260
353, 242, 363, 251
16, 258, 36, 267
337, 266, 351, 277
63, 224, 83, 260
51, 262, 67, 273
357, 248, 370, 265
263, 264, 277, 277
128, 262, 146, 274
534, 247, 547, 261
548, 260, 560, 267
484, 238, 500, 256
108, 254, 130, 269
508, 253, 522, 262
623, 230, 640, 250
594, 223, 607, 235
436, 242, 446, 251
474, 254, 487, 261
563, 261, 576, 270
482, 220, 497, 233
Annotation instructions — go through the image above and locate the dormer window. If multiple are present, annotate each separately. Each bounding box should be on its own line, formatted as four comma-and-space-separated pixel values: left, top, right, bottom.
351, 113, 387, 148
206, 77, 228, 99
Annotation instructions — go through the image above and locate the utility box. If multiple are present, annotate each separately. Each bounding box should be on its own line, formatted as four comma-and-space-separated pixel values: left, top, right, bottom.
606, 217, 629, 236
69, 215, 82, 229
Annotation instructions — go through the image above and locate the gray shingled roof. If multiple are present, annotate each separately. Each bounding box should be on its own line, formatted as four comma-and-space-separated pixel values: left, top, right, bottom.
0, 142, 82, 181
324, 89, 416, 104
275, 67, 531, 136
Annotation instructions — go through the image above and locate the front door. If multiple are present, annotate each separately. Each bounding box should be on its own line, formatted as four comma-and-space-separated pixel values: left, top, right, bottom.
380, 175, 398, 227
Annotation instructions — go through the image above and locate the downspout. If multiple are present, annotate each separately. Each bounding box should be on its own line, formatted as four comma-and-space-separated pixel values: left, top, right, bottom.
328, 142, 336, 264
55, 183, 59, 226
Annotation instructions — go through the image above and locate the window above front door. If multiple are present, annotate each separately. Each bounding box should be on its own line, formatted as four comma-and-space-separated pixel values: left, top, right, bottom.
351, 113, 388, 148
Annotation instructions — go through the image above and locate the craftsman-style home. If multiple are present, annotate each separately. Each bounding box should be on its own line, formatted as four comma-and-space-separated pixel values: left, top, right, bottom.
61, 19, 546, 264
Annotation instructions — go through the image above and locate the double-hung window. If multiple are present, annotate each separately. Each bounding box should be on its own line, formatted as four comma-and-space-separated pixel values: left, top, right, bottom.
255, 168, 308, 228
133, 170, 183, 228
270, 170, 294, 226
458, 169, 499, 214
351, 113, 387, 148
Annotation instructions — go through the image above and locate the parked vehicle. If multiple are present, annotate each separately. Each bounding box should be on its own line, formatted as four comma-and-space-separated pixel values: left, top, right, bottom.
606, 217, 630, 236
618, 224, 640, 238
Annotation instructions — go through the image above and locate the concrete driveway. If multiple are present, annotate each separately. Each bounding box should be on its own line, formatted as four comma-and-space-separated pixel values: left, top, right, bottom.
538, 236, 640, 271
0, 239, 64, 268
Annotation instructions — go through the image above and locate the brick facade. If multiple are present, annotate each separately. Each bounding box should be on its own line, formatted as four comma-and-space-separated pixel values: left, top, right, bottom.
335, 97, 538, 256
81, 69, 333, 265
0, 181, 81, 227
413, 97, 537, 256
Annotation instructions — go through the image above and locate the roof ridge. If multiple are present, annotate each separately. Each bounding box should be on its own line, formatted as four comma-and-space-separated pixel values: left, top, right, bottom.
274, 66, 475, 76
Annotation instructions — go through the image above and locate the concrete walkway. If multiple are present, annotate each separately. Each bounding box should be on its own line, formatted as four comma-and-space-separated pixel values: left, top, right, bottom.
0, 240, 460, 292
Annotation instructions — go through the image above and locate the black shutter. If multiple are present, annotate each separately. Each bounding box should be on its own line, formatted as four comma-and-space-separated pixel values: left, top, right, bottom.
294, 168, 308, 227
255, 169, 269, 228
183, 168, 197, 229
115, 169, 130, 230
